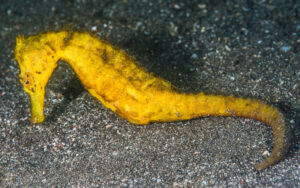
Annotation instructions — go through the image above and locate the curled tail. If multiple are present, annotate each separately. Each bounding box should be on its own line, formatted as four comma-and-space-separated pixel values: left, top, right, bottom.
151, 92, 289, 170
222, 96, 289, 170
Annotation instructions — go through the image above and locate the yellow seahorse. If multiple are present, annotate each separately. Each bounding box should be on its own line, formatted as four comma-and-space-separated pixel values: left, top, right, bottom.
14, 30, 289, 170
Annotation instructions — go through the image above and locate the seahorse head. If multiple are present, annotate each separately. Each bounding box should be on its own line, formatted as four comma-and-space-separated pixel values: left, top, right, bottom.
15, 34, 59, 95
15, 34, 60, 123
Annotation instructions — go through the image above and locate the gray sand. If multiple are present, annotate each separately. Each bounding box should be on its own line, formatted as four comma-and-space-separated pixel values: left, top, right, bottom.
0, 0, 299, 187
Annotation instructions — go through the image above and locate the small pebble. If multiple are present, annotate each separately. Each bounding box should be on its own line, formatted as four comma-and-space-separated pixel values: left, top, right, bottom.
91, 26, 97, 31
191, 53, 198, 59
280, 46, 291, 52
173, 3, 181, 10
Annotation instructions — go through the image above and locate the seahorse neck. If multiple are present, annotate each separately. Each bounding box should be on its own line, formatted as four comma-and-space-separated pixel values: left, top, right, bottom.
58, 32, 105, 89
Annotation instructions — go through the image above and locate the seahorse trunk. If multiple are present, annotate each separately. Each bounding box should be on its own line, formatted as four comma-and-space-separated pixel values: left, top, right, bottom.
151, 92, 288, 170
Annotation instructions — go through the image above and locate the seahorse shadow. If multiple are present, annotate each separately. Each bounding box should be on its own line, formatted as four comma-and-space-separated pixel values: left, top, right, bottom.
45, 62, 85, 124
275, 102, 300, 159
117, 31, 206, 93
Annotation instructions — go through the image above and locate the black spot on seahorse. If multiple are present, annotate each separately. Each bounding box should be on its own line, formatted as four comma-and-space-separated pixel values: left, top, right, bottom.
45, 42, 56, 53
102, 49, 108, 64
62, 31, 75, 47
